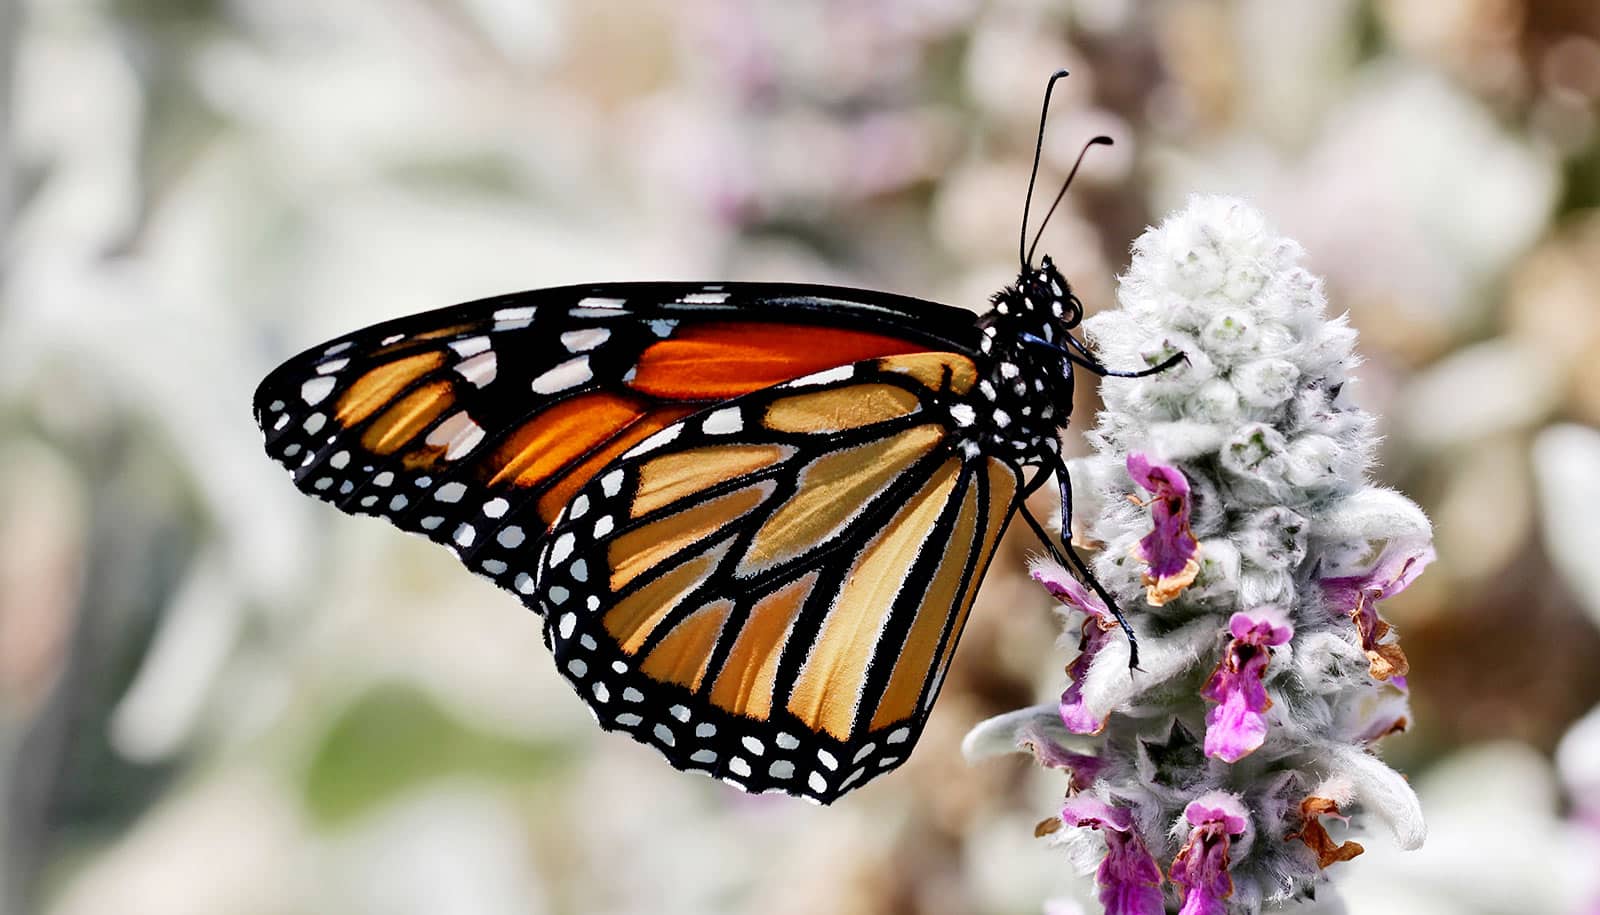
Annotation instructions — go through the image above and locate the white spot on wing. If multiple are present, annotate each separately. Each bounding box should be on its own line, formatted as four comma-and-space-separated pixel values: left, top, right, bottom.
793, 364, 854, 387
497, 526, 525, 548
449, 336, 491, 357
577, 297, 626, 309
493, 306, 535, 329
426, 411, 486, 460
648, 319, 677, 337
600, 471, 624, 497
301, 376, 335, 405
317, 358, 348, 375
530, 356, 592, 394
560, 328, 611, 353
549, 532, 575, 566
626, 423, 681, 457
703, 408, 742, 435
682, 291, 730, 304
434, 481, 467, 503
455, 351, 497, 387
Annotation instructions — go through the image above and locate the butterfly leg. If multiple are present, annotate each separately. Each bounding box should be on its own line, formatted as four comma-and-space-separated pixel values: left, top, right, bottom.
1017, 468, 1142, 671
1063, 332, 1186, 378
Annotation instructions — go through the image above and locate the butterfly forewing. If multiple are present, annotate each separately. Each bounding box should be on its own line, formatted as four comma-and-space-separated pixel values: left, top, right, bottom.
252, 283, 979, 609
534, 352, 1020, 803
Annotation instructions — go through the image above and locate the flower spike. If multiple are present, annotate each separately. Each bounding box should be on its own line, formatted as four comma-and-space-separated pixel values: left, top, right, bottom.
965, 196, 1433, 914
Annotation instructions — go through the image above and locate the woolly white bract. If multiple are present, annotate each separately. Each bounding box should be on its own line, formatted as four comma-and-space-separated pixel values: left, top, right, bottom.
965, 196, 1432, 914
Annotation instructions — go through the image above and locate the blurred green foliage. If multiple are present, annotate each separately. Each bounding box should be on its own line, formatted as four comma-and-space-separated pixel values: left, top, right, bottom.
303, 683, 571, 828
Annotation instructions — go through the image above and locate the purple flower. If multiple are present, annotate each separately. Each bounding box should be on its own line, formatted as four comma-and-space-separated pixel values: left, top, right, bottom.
1200, 610, 1293, 762
1127, 454, 1201, 606
1017, 724, 1107, 793
1033, 562, 1118, 735
1321, 544, 1435, 682
1061, 798, 1164, 915
1284, 796, 1365, 869
1170, 794, 1249, 915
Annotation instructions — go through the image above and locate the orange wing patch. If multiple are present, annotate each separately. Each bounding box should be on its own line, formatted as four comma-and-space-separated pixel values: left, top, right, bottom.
485, 392, 649, 488
928, 458, 1017, 694
603, 540, 734, 654
628, 322, 927, 400
360, 381, 455, 455
786, 457, 962, 739
870, 468, 982, 729
708, 573, 818, 718
632, 444, 792, 518
608, 482, 776, 591
640, 599, 734, 692
336, 351, 448, 427
740, 424, 945, 575
762, 383, 922, 434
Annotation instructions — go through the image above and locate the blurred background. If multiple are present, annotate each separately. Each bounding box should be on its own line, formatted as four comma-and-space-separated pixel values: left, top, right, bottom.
3, 0, 1600, 913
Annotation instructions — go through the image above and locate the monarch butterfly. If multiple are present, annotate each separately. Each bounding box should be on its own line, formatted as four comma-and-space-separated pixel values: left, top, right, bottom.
254, 71, 1181, 803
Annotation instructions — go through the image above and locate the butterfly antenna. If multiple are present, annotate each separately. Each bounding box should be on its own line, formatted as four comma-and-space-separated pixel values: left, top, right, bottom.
1024, 135, 1113, 267
1019, 69, 1073, 269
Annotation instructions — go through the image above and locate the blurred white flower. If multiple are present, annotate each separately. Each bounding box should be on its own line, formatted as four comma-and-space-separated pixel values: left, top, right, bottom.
1339, 742, 1599, 915
1532, 424, 1600, 630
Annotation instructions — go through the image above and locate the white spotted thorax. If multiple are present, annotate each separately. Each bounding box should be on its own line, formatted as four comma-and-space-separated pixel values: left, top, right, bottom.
959, 254, 1082, 464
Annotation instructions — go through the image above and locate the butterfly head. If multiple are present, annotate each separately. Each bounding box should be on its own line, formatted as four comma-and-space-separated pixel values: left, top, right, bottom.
1018, 255, 1082, 328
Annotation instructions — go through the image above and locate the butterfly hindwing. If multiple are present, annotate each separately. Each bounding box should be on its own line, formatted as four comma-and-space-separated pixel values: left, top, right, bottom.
253, 283, 980, 608
533, 352, 1022, 803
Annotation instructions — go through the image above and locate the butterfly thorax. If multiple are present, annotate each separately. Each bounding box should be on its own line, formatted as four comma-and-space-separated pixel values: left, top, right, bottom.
962, 256, 1081, 467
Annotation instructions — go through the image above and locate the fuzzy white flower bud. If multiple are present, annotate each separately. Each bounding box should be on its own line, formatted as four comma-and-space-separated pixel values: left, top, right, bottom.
970, 196, 1435, 914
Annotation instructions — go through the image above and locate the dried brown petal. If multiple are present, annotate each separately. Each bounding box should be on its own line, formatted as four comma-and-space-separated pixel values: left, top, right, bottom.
1285, 797, 1365, 868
